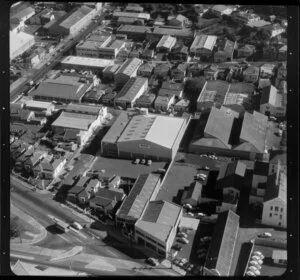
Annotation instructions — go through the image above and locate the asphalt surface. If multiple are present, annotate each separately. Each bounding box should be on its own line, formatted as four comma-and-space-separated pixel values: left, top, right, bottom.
10, 13, 105, 101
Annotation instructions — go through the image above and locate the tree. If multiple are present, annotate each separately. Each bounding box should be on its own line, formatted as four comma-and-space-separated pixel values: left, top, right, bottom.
10, 217, 24, 240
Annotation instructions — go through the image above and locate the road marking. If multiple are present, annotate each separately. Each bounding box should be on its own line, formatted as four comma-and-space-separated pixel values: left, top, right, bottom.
11, 253, 35, 260
58, 234, 72, 243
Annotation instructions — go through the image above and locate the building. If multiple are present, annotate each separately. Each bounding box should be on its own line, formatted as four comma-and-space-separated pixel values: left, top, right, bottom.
203, 210, 240, 276
48, 6, 96, 36
30, 75, 91, 103
51, 110, 104, 146
153, 64, 171, 80
28, 8, 54, 25
114, 58, 143, 89
243, 66, 260, 83
261, 168, 286, 228
237, 44, 256, 58
135, 93, 156, 108
171, 64, 187, 82
76, 36, 126, 59
260, 64, 276, 79
156, 35, 177, 53
233, 12, 260, 25
137, 63, 154, 77
161, 81, 184, 99
101, 113, 189, 161
154, 94, 175, 112
114, 77, 148, 109
203, 64, 219, 80
125, 4, 144, 13
102, 64, 121, 81
272, 250, 287, 265
174, 99, 190, 112
216, 161, 247, 205
223, 83, 255, 107
10, 31, 35, 60
113, 11, 150, 21
150, 27, 194, 40
190, 35, 218, 59
89, 188, 126, 217
181, 181, 202, 206
117, 25, 151, 40
135, 200, 183, 258
211, 5, 234, 16
10, 6, 35, 33
115, 173, 161, 235
65, 103, 106, 117
277, 45, 287, 60
260, 85, 286, 117
197, 80, 230, 112
214, 40, 236, 63
61, 56, 114, 72
269, 152, 286, 175
167, 14, 189, 27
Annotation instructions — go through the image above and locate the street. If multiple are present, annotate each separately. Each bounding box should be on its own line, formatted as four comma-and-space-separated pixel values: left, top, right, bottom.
10, 177, 179, 276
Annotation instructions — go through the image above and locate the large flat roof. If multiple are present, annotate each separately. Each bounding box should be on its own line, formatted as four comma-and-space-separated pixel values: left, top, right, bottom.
197, 80, 230, 105
59, 6, 93, 29
61, 56, 114, 69
10, 31, 35, 59
117, 24, 151, 33
115, 77, 147, 103
153, 27, 194, 38
66, 103, 103, 115
136, 200, 181, 243
52, 111, 97, 130
117, 173, 161, 221
117, 114, 186, 149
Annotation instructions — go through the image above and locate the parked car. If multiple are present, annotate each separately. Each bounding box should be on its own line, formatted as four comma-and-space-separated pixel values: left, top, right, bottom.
179, 258, 188, 266
177, 232, 188, 238
186, 264, 194, 272
187, 212, 195, 217
196, 212, 206, 217
178, 237, 189, 244
173, 259, 180, 266
252, 255, 261, 261
253, 251, 263, 257
246, 271, 256, 276
146, 257, 159, 266
72, 222, 83, 230
173, 244, 183, 251
146, 159, 152, 166
183, 204, 193, 210
258, 232, 272, 238
133, 158, 140, 164
203, 166, 210, 170
141, 159, 146, 164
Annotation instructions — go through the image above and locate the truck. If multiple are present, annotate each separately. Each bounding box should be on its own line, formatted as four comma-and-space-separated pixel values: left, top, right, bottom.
48, 215, 70, 232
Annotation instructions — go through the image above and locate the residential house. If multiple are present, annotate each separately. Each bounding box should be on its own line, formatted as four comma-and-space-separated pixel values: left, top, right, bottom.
214, 40, 236, 63
261, 168, 286, 228
108, 175, 121, 189
260, 85, 286, 117
78, 182, 95, 204
211, 5, 234, 16
171, 63, 187, 82
272, 250, 287, 265
204, 64, 219, 80
168, 14, 189, 27
101, 92, 117, 106
237, 44, 256, 58
135, 93, 156, 108
269, 152, 286, 175
24, 150, 47, 172
154, 16, 165, 26
243, 66, 260, 83
258, 78, 271, 90
154, 95, 175, 111
181, 181, 202, 207
277, 45, 287, 60
249, 161, 270, 205
260, 64, 276, 79
169, 45, 189, 61
174, 99, 190, 112
262, 44, 277, 60
203, 210, 240, 276
89, 188, 126, 217
138, 63, 154, 77
140, 49, 154, 60
161, 81, 184, 99
67, 185, 85, 203
153, 63, 171, 80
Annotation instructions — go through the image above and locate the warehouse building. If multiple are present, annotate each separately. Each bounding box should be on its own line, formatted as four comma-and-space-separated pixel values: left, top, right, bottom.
102, 64, 121, 81
113, 11, 150, 21
48, 5, 96, 36
61, 56, 114, 72
150, 26, 194, 40
116, 25, 151, 40
65, 103, 107, 117
135, 200, 182, 258
190, 35, 218, 59
114, 58, 143, 89
76, 35, 126, 59
10, 5, 35, 33
10, 31, 35, 60
114, 77, 148, 109
101, 112, 189, 161
30, 75, 91, 103
156, 35, 177, 52
115, 173, 161, 236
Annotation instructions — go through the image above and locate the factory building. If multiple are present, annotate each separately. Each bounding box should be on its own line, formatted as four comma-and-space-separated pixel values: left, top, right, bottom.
10, 31, 35, 60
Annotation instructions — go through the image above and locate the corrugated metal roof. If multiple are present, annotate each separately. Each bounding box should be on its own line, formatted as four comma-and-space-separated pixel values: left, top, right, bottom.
239, 111, 268, 153
66, 103, 102, 115
60, 6, 93, 29
117, 173, 161, 221
156, 35, 176, 49
191, 35, 217, 51
116, 58, 143, 77
51, 111, 97, 131
204, 107, 236, 148
117, 24, 151, 33
205, 210, 239, 276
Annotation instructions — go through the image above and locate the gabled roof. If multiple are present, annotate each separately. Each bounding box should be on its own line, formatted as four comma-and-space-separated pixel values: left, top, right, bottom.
76, 176, 90, 188
217, 161, 246, 180
191, 35, 218, 51
260, 85, 278, 106
182, 181, 203, 201
68, 185, 85, 195
204, 107, 236, 148
116, 58, 143, 77
239, 111, 268, 153
264, 171, 286, 203
205, 210, 240, 276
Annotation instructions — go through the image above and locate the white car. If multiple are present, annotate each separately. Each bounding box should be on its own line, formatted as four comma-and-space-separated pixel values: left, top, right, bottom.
179, 258, 188, 266
178, 237, 189, 244
72, 222, 83, 230
252, 255, 261, 261
177, 232, 188, 238
248, 266, 260, 274
184, 204, 193, 210
187, 212, 194, 217
259, 232, 272, 238
253, 251, 263, 257
246, 271, 256, 276
146, 257, 159, 266
196, 212, 206, 217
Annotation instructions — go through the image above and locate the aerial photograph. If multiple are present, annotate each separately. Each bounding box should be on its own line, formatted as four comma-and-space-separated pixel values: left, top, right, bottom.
9, 2, 288, 276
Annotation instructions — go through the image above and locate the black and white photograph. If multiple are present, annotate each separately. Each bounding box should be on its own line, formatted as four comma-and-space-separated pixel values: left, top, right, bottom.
2, 2, 299, 277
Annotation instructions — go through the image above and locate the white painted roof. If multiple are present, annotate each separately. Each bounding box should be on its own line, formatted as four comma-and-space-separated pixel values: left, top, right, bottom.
61, 56, 114, 68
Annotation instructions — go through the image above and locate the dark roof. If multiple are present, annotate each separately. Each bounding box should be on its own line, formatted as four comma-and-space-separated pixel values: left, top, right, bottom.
253, 161, 269, 176
264, 171, 286, 203
205, 210, 240, 276
182, 181, 203, 201
90, 188, 124, 207
68, 185, 85, 195
218, 161, 246, 180
269, 151, 286, 165
76, 176, 90, 188
161, 81, 184, 91
117, 173, 160, 221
